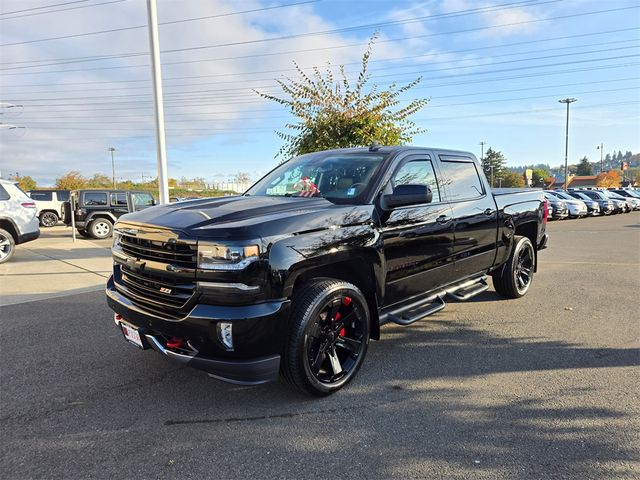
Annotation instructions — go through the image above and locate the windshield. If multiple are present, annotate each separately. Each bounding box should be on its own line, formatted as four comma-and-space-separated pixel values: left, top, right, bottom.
246, 151, 388, 204
604, 191, 626, 200
568, 192, 590, 201
553, 191, 574, 200
581, 191, 605, 200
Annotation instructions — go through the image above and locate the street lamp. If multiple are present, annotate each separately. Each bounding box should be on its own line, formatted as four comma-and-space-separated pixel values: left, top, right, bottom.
558, 98, 577, 191
108, 147, 116, 189
596, 143, 604, 174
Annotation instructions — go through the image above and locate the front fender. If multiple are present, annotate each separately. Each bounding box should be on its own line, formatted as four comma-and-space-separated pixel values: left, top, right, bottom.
267, 224, 384, 300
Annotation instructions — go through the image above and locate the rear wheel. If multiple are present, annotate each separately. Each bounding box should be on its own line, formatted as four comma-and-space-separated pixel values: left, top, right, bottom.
0, 228, 16, 264
282, 279, 370, 396
39, 211, 59, 227
89, 219, 113, 239
492, 235, 535, 299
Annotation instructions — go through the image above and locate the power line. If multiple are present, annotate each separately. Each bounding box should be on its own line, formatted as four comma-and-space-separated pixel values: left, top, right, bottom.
0, 0, 547, 47
3, 36, 637, 93
13, 61, 640, 111
19, 86, 640, 126
16, 78, 639, 121
6, 53, 639, 102
5, 40, 638, 99
0, 0, 88, 15
4, 24, 636, 70
0, 0, 127, 21
17, 100, 640, 134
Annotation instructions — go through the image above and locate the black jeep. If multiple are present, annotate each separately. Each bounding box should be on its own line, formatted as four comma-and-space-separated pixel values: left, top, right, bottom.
62, 190, 155, 239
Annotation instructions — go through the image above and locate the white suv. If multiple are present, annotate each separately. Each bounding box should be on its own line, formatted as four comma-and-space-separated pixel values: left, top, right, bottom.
28, 189, 69, 227
0, 179, 40, 264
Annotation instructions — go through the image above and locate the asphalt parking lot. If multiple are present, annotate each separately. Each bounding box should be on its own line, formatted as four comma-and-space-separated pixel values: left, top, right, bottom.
1, 213, 638, 479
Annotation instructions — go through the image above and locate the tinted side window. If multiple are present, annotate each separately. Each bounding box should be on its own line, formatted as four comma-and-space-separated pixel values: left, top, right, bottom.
111, 193, 127, 206
0, 185, 9, 201
582, 191, 599, 200
30, 191, 53, 201
439, 160, 484, 201
393, 159, 441, 203
83, 192, 107, 206
132, 193, 153, 207
56, 191, 70, 201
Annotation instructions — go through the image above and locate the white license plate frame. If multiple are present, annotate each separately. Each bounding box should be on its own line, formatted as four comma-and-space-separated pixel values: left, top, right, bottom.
120, 321, 144, 349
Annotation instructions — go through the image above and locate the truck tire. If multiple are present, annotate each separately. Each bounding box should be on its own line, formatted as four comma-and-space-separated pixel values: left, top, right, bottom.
281, 279, 370, 396
492, 235, 535, 299
0, 228, 16, 264
76, 229, 92, 238
89, 218, 113, 239
39, 211, 59, 228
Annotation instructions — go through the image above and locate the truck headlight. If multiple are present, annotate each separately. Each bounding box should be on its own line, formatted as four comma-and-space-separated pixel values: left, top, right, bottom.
197, 242, 260, 271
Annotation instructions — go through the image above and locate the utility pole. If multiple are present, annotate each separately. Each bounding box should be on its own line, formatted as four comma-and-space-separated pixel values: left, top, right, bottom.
109, 147, 116, 189
146, 0, 169, 205
558, 98, 577, 191
596, 143, 604, 174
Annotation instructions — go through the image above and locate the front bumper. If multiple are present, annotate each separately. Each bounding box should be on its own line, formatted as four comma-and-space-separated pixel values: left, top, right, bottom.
106, 276, 288, 385
16, 229, 40, 245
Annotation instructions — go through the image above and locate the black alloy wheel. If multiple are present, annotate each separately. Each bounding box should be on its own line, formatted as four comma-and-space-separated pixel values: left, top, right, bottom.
513, 239, 534, 295
305, 293, 366, 385
492, 235, 535, 299
282, 279, 370, 396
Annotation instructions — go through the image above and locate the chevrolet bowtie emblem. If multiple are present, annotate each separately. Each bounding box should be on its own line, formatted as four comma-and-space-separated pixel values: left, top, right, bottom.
126, 257, 146, 272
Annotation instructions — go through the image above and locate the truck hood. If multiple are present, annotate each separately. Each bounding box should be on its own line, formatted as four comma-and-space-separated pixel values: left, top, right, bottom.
117, 195, 374, 240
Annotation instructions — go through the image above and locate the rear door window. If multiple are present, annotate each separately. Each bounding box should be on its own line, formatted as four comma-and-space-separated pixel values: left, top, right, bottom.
83, 192, 108, 206
111, 193, 128, 206
439, 158, 485, 202
0, 185, 10, 201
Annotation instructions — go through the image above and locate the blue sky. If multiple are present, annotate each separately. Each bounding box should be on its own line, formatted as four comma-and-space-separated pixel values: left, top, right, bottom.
0, 0, 639, 186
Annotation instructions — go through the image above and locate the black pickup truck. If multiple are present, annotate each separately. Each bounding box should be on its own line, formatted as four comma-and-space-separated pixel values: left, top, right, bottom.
106, 146, 548, 395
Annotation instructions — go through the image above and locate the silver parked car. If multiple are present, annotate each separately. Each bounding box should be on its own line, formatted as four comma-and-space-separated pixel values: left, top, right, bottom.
545, 190, 588, 218
0, 179, 40, 263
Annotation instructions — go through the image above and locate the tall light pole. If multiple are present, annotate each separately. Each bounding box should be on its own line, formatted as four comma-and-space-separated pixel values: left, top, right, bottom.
558, 98, 577, 191
146, 0, 169, 204
108, 147, 116, 189
596, 143, 604, 174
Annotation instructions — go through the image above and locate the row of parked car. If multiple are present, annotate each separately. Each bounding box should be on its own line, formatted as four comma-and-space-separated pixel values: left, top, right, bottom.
543, 188, 640, 219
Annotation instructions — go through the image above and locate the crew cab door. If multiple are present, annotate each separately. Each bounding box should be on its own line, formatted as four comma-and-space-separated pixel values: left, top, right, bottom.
437, 154, 498, 275
380, 154, 456, 307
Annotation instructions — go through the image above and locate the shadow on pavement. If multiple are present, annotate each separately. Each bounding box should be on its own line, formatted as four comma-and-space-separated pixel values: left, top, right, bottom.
2, 291, 637, 478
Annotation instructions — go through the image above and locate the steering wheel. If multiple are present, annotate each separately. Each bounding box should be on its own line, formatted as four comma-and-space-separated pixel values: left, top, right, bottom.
348, 183, 366, 194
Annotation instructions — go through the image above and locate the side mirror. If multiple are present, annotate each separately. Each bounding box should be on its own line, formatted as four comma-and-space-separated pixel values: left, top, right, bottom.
383, 184, 432, 209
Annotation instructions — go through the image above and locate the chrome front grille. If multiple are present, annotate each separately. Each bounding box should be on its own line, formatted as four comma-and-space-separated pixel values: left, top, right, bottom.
119, 234, 197, 269
114, 229, 197, 317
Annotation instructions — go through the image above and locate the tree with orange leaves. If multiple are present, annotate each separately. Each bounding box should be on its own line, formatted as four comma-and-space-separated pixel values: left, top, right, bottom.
596, 170, 621, 188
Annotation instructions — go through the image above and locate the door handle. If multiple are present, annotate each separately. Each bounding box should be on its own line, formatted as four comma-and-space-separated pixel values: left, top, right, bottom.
483, 208, 495, 216
436, 215, 451, 224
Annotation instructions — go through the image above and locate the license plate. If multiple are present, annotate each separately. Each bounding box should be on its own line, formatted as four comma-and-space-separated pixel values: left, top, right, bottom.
120, 322, 144, 349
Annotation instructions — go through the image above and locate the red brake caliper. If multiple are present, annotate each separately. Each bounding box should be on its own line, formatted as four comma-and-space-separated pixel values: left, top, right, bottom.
338, 296, 352, 337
